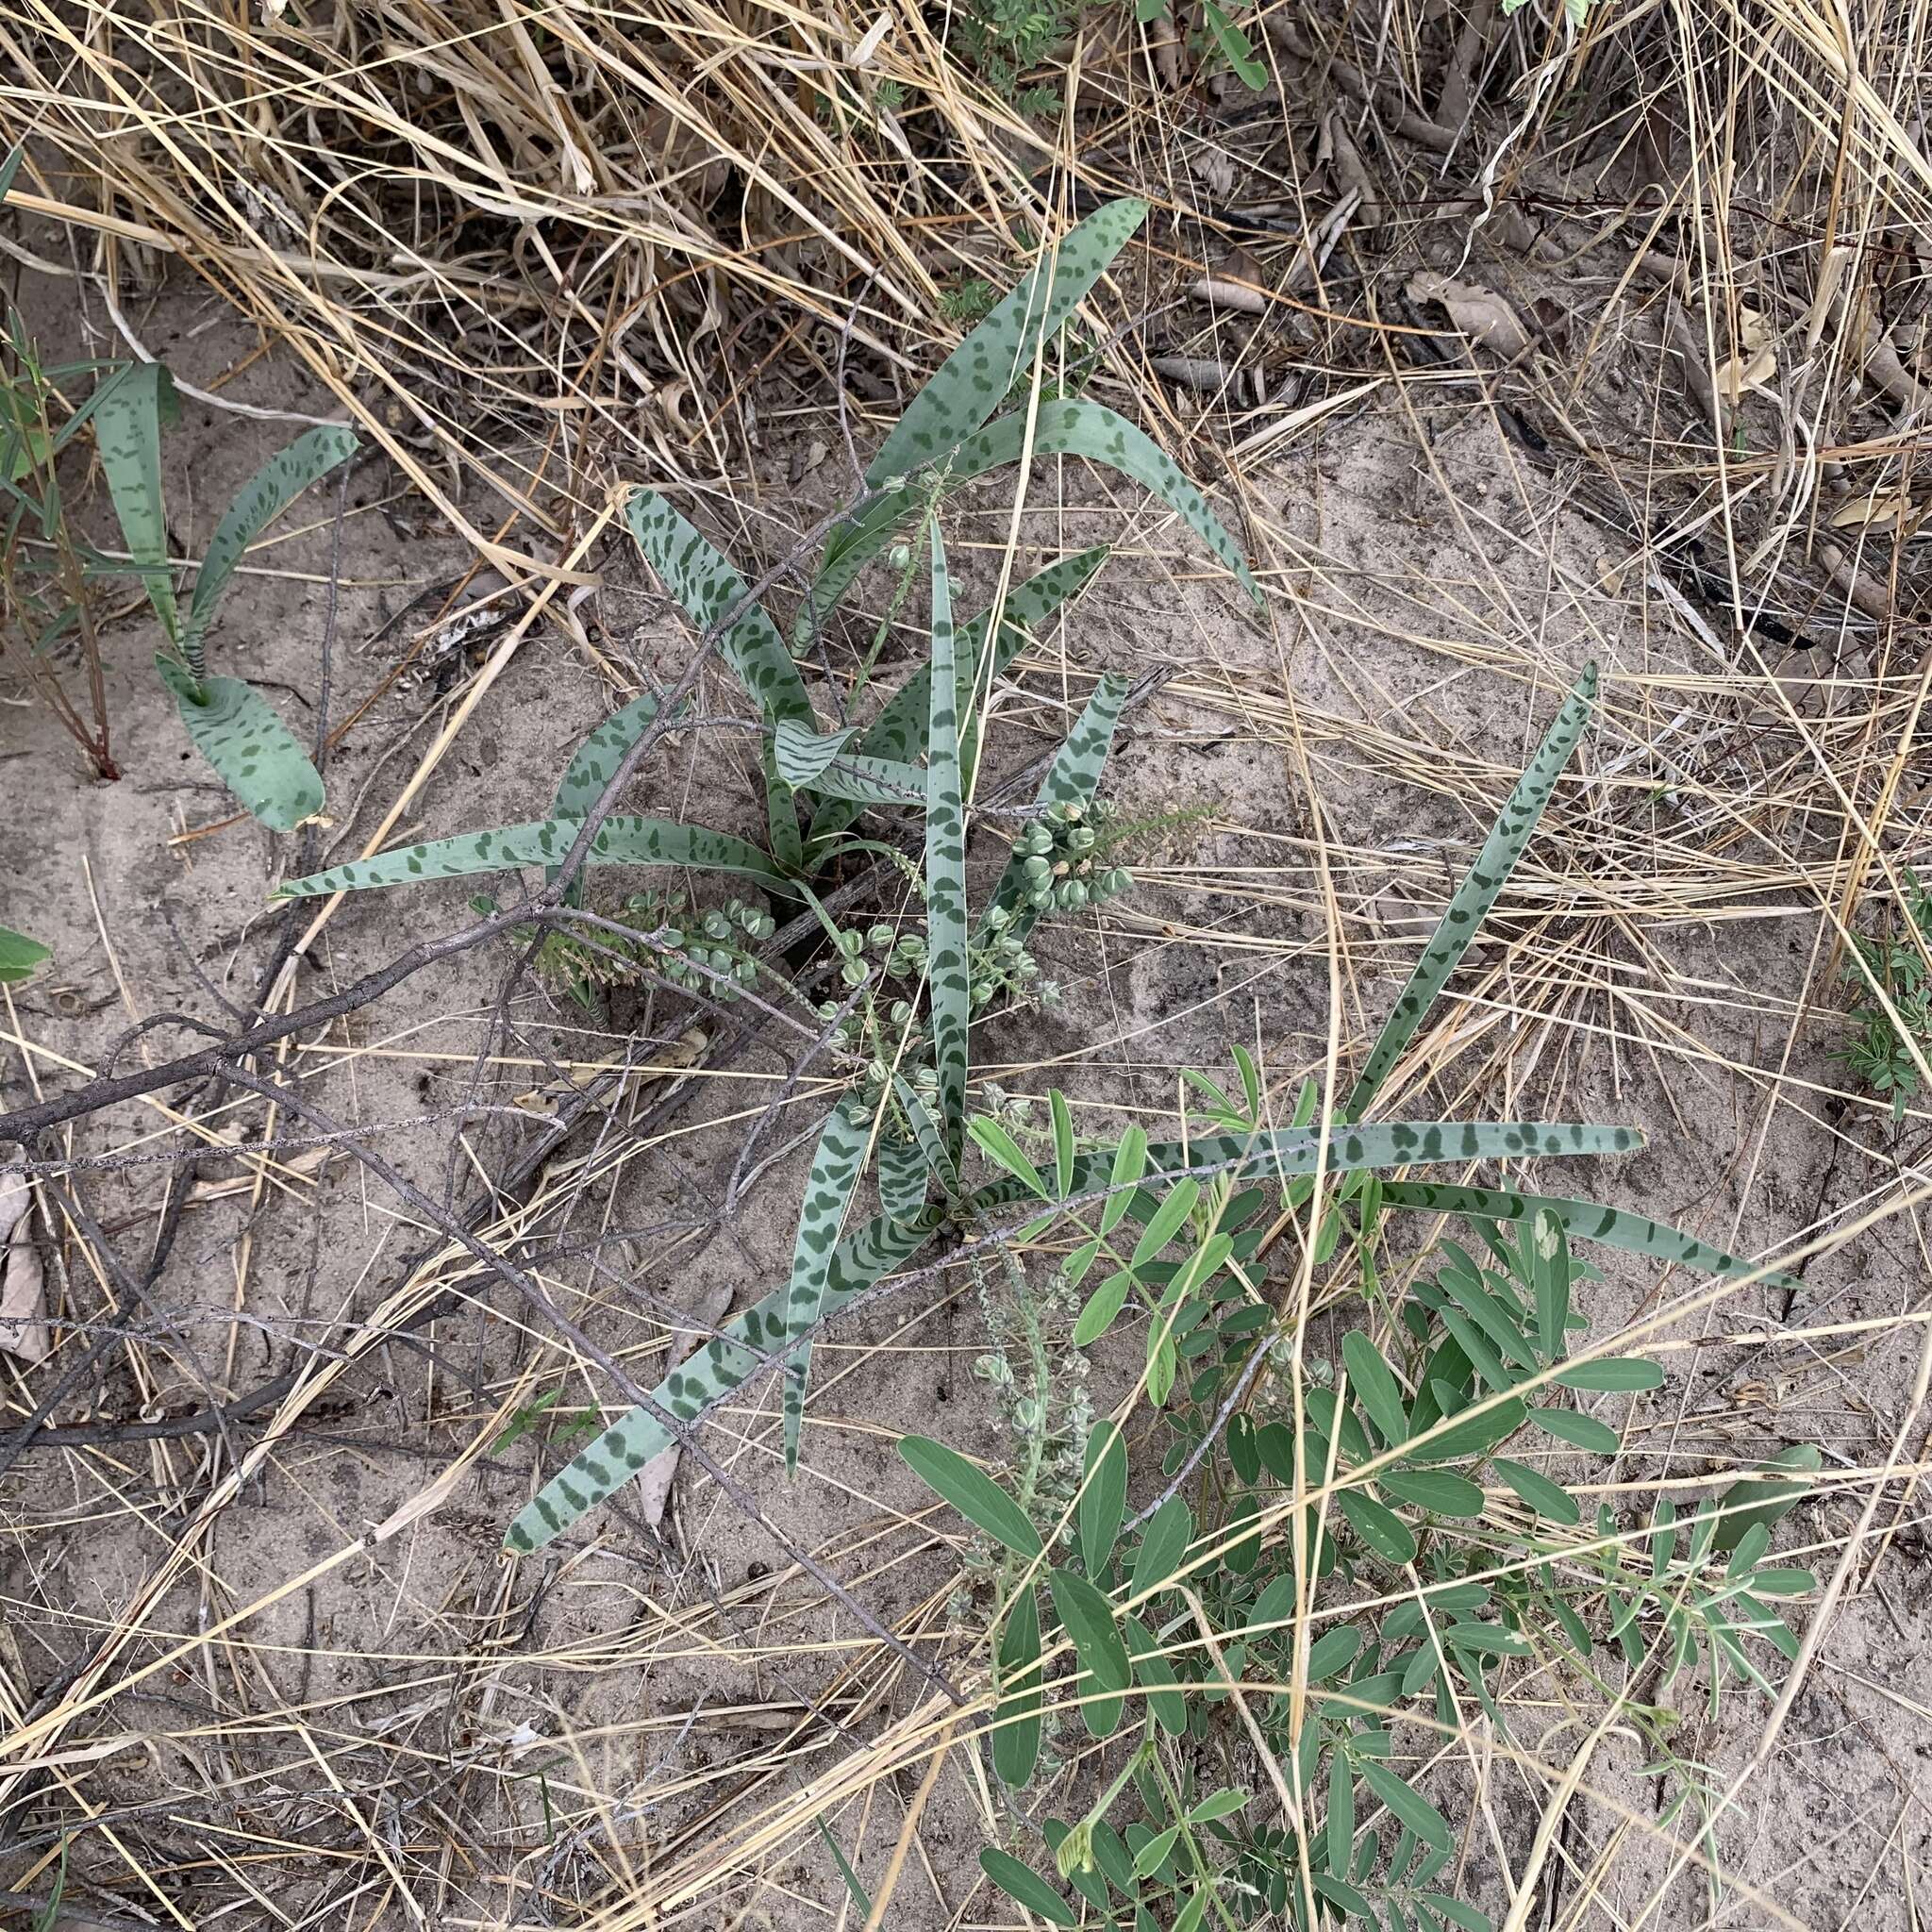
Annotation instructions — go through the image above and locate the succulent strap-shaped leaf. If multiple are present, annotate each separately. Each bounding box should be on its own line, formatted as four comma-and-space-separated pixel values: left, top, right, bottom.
546, 690, 668, 907
273, 814, 790, 899
810, 399, 1261, 625
1346, 664, 1597, 1120
781, 1096, 871, 1473
924, 527, 970, 1161
807, 545, 1108, 845
864, 197, 1148, 488
875, 1131, 930, 1222
92, 362, 181, 642
625, 489, 814, 868
155, 658, 322, 833
504, 1206, 943, 1553
772, 720, 925, 805
964, 1122, 1642, 1224
1375, 1179, 1797, 1291
977, 674, 1129, 946
181, 424, 358, 672
893, 1076, 959, 1201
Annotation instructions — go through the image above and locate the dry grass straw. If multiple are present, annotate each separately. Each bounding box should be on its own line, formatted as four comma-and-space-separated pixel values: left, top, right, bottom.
4, 0, 1932, 1924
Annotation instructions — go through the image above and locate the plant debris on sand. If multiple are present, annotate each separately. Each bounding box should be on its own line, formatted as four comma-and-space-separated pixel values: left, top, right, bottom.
2, 2, 1931, 1927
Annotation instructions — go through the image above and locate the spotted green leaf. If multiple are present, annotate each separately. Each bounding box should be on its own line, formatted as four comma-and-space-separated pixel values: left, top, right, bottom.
273, 814, 790, 899
772, 720, 925, 805
92, 362, 180, 641
155, 658, 322, 832
0, 924, 50, 984
900, 1434, 1042, 1557
1049, 1566, 1131, 1737
865, 198, 1147, 487
625, 488, 813, 867
505, 1206, 941, 1552
1346, 665, 1597, 1120
182, 425, 358, 667
813, 399, 1260, 625
992, 1584, 1045, 1785
892, 1076, 959, 1200
875, 1129, 929, 1222
546, 690, 669, 905
808, 546, 1108, 845
1375, 1179, 1793, 1290
978, 674, 1130, 946
781, 1098, 870, 1473
970, 1124, 1641, 1225
924, 527, 969, 1158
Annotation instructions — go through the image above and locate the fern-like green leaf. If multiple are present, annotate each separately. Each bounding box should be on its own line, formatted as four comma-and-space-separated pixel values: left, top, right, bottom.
273, 815, 790, 899
1346, 666, 1596, 1119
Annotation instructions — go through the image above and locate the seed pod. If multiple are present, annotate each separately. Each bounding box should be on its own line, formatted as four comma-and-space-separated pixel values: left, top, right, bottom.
1024, 855, 1052, 882
1063, 880, 1089, 908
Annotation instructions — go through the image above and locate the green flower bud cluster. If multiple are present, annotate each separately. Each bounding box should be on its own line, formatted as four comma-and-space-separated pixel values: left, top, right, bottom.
629, 892, 773, 999
1012, 801, 1131, 913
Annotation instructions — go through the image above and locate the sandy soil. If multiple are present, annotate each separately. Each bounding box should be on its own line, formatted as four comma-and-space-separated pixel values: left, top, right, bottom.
2, 211, 1929, 1932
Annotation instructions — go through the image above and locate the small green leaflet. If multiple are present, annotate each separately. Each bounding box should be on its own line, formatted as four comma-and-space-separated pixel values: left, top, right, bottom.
155, 659, 323, 833
979, 1849, 1077, 1927
1336, 1490, 1416, 1563
1379, 1470, 1485, 1519
0, 925, 50, 984
865, 198, 1147, 487
1079, 1421, 1127, 1574
1307, 1624, 1363, 1682
1341, 1331, 1409, 1446
1713, 1444, 1821, 1554
1492, 1457, 1581, 1524
1124, 1613, 1187, 1733
1345, 666, 1596, 1120
181, 424, 358, 666
1130, 1494, 1192, 1599
781, 1099, 870, 1472
1072, 1269, 1134, 1347
1203, 0, 1269, 86
1555, 1357, 1664, 1391
992, 1585, 1044, 1786
968, 1115, 1048, 1199
1528, 1406, 1620, 1453
1356, 1759, 1453, 1854
274, 814, 790, 899
1102, 1125, 1147, 1234
1049, 1567, 1131, 1737
898, 1435, 1041, 1557
1049, 1090, 1074, 1199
